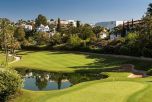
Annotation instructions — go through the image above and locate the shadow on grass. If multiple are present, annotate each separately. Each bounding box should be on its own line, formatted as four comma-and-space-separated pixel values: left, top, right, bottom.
68, 53, 152, 71
16, 50, 43, 56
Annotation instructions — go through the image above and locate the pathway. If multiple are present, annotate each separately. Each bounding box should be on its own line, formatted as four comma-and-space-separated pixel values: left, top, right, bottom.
9, 54, 21, 64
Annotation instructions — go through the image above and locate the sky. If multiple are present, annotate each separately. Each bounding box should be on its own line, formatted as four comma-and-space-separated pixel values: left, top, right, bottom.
0, 0, 151, 24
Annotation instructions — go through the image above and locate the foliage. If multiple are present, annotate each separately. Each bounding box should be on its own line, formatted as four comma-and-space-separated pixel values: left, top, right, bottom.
0, 69, 23, 101
76, 21, 81, 28
50, 33, 62, 45
125, 33, 139, 41
142, 47, 152, 57
14, 27, 25, 42
68, 34, 81, 48
56, 18, 61, 32
79, 25, 94, 40
109, 37, 125, 46
34, 32, 50, 45
92, 26, 104, 38
147, 3, 152, 16
35, 14, 47, 27
119, 46, 130, 55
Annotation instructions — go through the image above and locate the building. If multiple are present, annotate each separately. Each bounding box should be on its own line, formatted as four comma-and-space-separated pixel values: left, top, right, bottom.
109, 19, 143, 40
60, 20, 77, 27
24, 25, 33, 31
95, 21, 123, 31
36, 24, 50, 32
20, 24, 33, 31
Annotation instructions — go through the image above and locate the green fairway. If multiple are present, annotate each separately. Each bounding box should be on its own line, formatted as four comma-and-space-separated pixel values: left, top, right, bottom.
4, 51, 152, 102
10, 51, 152, 72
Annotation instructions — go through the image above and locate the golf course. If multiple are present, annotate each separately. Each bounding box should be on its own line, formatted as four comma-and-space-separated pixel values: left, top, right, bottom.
1, 51, 151, 102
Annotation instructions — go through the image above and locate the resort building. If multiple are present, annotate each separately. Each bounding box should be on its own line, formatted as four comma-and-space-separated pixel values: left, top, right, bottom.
36, 24, 50, 32
95, 21, 124, 31
60, 20, 77, 27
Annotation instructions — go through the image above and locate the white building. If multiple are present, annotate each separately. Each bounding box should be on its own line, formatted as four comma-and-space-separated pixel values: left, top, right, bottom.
67, 20, 77, 27
95, 21, 123, 31
21, 24, 33, 31
36, 24, 50, 32
59, 20, 77, 27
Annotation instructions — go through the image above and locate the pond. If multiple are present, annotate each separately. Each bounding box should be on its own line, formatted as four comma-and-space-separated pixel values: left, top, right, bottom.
15, 69, 108, 91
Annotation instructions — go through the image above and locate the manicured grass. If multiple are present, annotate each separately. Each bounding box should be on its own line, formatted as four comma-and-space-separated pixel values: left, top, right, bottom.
6, 51, 152, 102
10, 51, 152, 72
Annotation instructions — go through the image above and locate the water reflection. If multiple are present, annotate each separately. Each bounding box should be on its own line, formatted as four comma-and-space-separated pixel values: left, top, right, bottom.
16, 69, 107, 91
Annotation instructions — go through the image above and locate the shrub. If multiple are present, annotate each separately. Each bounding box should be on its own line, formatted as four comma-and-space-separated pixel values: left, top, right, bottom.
119, 46, 130, 55
102, 46, 115, 54
113, 45, 121, 55
68, 34, 81, 48
147, 69, 152, 75
126, 33, 139, 41
129, 46, 141, 57
109, 37, 125, 46
142, 47, 152, 57
0, 69, 23, 101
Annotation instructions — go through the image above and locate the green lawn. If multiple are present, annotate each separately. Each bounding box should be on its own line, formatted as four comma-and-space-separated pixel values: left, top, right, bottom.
4, 51, 152, 102
10, 51, 152, 72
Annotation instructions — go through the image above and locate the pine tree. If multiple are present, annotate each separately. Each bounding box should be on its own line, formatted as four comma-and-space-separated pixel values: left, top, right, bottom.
76, 21, 80, 28
56, 18, 61, 32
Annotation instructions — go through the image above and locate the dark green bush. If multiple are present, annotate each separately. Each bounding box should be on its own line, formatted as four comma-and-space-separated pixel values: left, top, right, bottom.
142, 47, 152, 57
147, 69, 152, 75
119, 46, 130, 55
0, 69, 23, 101
102, 46, 115, 54
129, 46, 141, 57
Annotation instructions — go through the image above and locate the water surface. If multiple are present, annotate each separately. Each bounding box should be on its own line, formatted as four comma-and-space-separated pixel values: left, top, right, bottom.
16, 69, 107, 91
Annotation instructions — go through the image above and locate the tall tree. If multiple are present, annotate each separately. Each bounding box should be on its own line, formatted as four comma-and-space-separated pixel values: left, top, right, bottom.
0, 18, 13, 67
80, 25, 94, 47
76, 21, 80, 28
35, 14, 47, 27
147, 3, 152, 16
14, 27, 25, 42
121, 21, 126, 37
56, 18, 61, 32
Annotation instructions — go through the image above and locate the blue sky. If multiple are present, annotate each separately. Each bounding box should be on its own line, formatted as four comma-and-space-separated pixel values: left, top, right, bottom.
0, 0, 151, 23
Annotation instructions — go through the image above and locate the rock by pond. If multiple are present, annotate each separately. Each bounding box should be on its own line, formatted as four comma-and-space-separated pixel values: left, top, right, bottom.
15, 69, 108, 91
